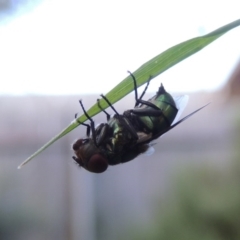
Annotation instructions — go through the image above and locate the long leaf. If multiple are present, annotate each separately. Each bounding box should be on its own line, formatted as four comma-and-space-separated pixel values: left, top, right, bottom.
18, 19, 240, 168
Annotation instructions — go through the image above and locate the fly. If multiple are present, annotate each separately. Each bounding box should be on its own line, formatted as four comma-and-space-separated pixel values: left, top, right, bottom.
72, 72, 209, 173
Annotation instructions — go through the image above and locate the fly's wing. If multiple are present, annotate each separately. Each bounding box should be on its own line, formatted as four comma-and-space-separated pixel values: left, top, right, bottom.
138, 103, 210, 146
143, 145, 155, 156
136, 132, 155, 155
137, 132, 152, 144
172, 95, 189, 125
139, 144, 155, 156
156, 103, 210, 141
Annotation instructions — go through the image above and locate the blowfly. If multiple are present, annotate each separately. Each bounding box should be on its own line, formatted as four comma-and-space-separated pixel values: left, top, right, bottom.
72, 72, 209, 173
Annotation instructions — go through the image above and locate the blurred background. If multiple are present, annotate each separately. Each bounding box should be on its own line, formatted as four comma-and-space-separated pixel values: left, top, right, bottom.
1, 1, 240, 240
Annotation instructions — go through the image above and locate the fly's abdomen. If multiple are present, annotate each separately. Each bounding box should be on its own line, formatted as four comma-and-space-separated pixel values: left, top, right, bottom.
137, 84, 178, 135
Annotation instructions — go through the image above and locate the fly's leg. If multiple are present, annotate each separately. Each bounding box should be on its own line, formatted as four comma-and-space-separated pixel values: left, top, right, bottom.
129, 107, 171, 126
126, 72, 172, 127
127, 71, 152, 107
125, 71, 171, 129
135, 99, 161, 110
74, 113, 91, 136
97, 99, 111, 121
128, 71, 174, 111
100, 94, 139, 141
74, 115, 109, 147
78, 100, 97, 146
127, 71, 138, 107
138, 77, 151, 106
100, 94, 120, 115
124, 96, 171, 127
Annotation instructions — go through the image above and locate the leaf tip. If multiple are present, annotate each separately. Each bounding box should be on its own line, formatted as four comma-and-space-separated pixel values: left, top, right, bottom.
17, 157, 32, 169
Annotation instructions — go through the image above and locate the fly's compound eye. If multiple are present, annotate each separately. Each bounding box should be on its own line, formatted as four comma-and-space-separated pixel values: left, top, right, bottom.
87, 154, 108, 173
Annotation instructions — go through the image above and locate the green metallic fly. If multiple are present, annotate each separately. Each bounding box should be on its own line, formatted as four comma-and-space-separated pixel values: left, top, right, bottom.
72, 72, 209, 173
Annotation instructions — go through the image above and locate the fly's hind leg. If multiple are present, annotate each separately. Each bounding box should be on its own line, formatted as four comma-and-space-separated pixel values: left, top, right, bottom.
128, 107, 171, 127
127, 71, 152, 107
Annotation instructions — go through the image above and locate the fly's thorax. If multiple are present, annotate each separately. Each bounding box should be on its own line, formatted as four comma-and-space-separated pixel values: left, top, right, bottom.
108, 116, 123, 135
101, 115, 139, 166
108, 115, 137, 146
72, 138, 108, 173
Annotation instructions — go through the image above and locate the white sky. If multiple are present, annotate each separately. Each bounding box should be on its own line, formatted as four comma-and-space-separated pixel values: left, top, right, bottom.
0, 0, 240, 95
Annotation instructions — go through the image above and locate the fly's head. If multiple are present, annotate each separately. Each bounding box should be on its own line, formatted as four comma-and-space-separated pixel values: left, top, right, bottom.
72, 138, 108, 173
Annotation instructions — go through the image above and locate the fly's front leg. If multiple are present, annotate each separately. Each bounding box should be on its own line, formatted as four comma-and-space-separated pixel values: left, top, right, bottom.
78, 100, 98, 146
74, 113, 91, 136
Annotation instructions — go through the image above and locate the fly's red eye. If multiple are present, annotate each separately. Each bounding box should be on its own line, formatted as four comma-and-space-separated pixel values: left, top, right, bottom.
87, 154, 108, 173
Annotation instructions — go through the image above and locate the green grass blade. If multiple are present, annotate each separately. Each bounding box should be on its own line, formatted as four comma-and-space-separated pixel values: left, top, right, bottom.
18, 19, 240, 168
